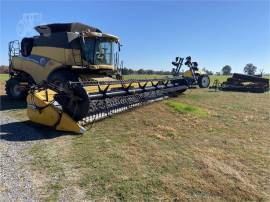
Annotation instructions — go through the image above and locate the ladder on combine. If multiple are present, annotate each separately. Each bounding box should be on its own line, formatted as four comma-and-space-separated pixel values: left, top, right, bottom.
8, 40, 20, 73
72, 48, 83, 66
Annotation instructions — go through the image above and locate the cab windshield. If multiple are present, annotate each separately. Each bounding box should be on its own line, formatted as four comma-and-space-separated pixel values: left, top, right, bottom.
82, 38, 117, 66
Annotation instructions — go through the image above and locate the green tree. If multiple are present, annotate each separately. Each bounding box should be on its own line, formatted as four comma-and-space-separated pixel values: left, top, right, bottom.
137, 69, 144, 74
221, 65, 232, 75
244, 63, 257, 75
121, 67, 129, 75
127, 68, 134, 74
146, 69, 154, 75
202, 68, 213, 75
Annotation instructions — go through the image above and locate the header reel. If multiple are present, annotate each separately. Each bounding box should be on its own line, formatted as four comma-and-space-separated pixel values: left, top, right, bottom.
27, 77, 188, 133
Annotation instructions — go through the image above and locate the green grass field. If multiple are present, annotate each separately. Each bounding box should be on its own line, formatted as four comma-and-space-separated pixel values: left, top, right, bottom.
0, 74, 269, 201
0, 73, 8, 83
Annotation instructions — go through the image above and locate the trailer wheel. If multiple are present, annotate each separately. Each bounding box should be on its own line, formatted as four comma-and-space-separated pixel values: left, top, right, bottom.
5, 78, 28, 99
198, 75, 210, 88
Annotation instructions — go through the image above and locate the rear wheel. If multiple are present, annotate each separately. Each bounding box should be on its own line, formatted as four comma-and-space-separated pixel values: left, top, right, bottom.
198, 75, 210, 88
5, 78, 28, 99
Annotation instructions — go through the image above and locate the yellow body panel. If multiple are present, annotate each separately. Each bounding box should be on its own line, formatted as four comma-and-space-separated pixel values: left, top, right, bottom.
183, 70, 193, 77
56, 114, 85, 133
12, 56, 63, 83
12, 46, 116, 83
31, 46, 115, 71
11, 56, 23, 69
31, 47, 66, 64
65, 49, 80, 65
183, 69, 207, 78
27, 90, 84, 133
27, 92, 61, 126
91, 64, 115, 70
195, 69, 207, 75
83, 80, 158, 94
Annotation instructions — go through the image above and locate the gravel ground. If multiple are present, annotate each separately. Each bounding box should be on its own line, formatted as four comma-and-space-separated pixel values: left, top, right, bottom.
0, 111, 44, 201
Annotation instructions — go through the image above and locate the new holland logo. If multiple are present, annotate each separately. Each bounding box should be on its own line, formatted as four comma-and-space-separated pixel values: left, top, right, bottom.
22, 55, 49, 67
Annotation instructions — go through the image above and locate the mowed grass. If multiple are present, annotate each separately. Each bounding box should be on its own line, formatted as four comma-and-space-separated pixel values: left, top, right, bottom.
209, 75, 229, 84
28, 89, 269, 201
165, 100, 208, 117
0, 74, 9, 93
1, 73, 269, 201
0, 73, 9, 82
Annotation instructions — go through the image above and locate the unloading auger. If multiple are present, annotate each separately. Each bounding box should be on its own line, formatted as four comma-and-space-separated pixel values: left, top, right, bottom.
27, 77, 188, 133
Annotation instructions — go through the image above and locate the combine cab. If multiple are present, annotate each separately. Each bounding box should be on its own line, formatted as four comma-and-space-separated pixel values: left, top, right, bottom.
7, 22, 188, 133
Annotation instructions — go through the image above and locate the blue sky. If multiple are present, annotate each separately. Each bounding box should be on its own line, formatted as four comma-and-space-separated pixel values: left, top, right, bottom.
0, 0, 269, 73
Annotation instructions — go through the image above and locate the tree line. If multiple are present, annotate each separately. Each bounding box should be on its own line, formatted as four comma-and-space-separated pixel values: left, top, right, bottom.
0, 65, 9, 73
221, 64, 263, 76
0, 64, 266, 76
121, 64, 263, 76
120, 67, 171, 75
121, 67, 215, 75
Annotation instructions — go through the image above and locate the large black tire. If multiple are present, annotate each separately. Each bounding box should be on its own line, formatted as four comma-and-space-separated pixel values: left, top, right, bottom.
198, 75, 210, 88
5, 78, 27, 99
48, 70, 78, 86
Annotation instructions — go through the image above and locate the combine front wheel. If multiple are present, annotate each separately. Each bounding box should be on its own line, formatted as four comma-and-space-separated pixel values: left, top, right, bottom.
48, 70, 78, 87
5, 78, 27, 99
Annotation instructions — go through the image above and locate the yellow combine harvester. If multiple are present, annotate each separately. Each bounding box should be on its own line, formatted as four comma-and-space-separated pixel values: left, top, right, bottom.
7, 22, 188, 133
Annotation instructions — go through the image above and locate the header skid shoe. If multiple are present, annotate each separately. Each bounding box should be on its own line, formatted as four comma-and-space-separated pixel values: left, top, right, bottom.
27, 77, 188, 133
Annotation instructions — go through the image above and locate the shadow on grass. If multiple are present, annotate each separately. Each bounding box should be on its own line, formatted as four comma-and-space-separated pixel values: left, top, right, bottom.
0, 95, 27, 111
0, 120, 78, 141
